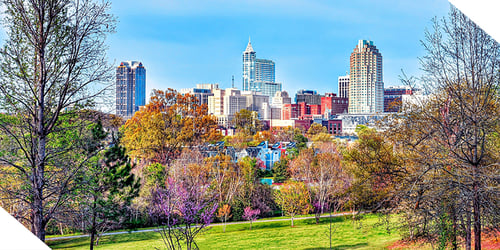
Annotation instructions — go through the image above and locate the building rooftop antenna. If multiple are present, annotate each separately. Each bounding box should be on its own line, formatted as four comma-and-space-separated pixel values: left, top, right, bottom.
232, 75, 234, 88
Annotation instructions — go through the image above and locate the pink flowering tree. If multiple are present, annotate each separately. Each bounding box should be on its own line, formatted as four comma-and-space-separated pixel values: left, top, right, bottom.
242, 207, 260, 230
150, 178, 218, 250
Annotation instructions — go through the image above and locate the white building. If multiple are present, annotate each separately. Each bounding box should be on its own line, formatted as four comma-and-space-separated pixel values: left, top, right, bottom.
338, 75, 349, 99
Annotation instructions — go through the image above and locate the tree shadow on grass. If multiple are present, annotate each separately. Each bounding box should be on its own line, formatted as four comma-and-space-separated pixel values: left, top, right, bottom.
48, 231, 160, 249
48, 238, 90, 249
305, 242, 368, 249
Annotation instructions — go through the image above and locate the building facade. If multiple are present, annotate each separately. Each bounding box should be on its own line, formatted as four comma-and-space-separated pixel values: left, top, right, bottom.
242, 39, 280, 98
383, 86, 414, 112
208, 88, 225, 116
348, 40, 384, 114
116, 61, 146, 119
295, 89, 322, 105
338, 75, 350, 98
255, 59, 275, 83
321, 93, 348, 116
242, 40, 257, 92
248, 81, 282, 97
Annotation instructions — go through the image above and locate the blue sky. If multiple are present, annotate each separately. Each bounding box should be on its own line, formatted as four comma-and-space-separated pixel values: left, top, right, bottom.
107, 0, 451, 100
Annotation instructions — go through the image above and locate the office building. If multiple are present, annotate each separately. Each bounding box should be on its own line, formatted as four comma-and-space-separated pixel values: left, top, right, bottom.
243, 39, 257, 92
248, 81, 282, 97
338, 75, 349, 98
180, 83, 219, 106
242, 91, 269, 118
242, 38, 281, 97
208, 88, 225, 116
348, 40, 384, 114
224, 88, 247, 117
295, 89, 322, 105
116, 61, 146, 118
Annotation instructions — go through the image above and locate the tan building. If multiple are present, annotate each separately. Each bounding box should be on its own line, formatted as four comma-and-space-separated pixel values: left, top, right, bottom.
348, 40, 384, 114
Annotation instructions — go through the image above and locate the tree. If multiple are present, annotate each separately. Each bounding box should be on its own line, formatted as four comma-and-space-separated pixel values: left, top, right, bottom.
272, 156, 291, 183
253, 130, 276, 145
312, 132, 333, 144
86, 132, 140, 250
233, 109, 262, 135
274, 181, 311, 227
290, 143, 350, 224
307, 123, 327, 137
206, 154, 243, 232
151, 178, 218, 250
343, 126, 401, 213
243, 207, 260, 230
121, 89, 221, 165
216, 204, 231, 233
293, 133, 309, 149
0, 0, 115, 240
389, 6, 500, 249
274, 126, 302, 143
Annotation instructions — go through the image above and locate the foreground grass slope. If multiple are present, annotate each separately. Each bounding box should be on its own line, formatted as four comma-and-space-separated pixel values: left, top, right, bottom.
49, 214, 400, 249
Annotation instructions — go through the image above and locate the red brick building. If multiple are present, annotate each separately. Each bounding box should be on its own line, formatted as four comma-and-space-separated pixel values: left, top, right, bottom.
321, 93, 348, 116
322, 119, 343, 135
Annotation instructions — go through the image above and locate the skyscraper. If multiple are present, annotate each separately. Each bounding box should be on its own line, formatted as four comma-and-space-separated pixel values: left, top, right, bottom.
348, 40, 384, 114
255, 59, 275, 83
116, 61, 146, 118
242, 40, 256, 92
242, 38, 280, 97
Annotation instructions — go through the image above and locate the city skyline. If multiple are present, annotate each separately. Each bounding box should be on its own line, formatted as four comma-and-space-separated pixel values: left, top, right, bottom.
107, 0, 450, 101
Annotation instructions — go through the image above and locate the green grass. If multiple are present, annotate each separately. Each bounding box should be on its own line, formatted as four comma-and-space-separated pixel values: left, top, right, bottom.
48, 214, 401, 249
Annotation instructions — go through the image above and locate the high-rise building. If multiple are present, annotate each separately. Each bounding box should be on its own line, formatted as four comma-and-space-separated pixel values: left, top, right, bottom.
338, 75, 349, 98
255, 59, 275, 83
242, 38, 280, 97
242, 40, 256, 92
348, 40, 384, 114
116, 61, 146, 118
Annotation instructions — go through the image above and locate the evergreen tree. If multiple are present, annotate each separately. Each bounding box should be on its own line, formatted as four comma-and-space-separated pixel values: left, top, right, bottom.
87, 126, 140, 250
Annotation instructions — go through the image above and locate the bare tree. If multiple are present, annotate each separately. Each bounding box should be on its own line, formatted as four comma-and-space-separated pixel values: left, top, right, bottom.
0, 0, 115, 241
391, 6, 500, 249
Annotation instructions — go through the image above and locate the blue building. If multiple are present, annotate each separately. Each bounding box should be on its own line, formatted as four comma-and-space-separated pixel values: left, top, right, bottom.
116, 61, 146, 119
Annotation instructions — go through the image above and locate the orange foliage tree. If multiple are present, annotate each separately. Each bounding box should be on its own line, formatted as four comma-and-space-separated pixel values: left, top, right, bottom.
121, 89, 221, 165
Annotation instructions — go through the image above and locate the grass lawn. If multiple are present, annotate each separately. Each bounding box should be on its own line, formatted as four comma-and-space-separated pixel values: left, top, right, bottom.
48, 214, 401, 249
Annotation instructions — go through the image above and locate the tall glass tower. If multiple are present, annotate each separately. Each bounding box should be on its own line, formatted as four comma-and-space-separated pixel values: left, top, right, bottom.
348, 40, 384, 114
242, 38, 279, 97
116, 61, 146, 118
242, 39, 256, 91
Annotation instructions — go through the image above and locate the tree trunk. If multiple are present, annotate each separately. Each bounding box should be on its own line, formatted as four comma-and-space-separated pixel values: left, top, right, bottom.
291, 216, 294, 227
466, 211, 472, 250
33, 98, 46, 241
473, 189, 481, 250
32, 11, 48, 241
90, 197, 98, 250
